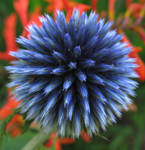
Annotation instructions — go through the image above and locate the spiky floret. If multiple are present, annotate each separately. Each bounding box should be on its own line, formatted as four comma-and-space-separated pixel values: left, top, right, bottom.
6, 10, 138, 137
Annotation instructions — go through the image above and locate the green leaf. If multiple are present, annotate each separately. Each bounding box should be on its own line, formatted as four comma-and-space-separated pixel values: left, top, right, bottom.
2, 131, 36, 150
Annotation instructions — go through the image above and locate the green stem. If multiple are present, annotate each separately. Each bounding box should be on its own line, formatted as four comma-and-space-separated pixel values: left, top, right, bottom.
22, 130, 52, 150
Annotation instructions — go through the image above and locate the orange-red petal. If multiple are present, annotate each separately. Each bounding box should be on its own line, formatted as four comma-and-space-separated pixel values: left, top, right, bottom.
0, 89, 19, 120
29, 6, 42, 27
91, 0, 98, 11
132, 54, 145, 81
59, 138, 75, 144
14, 0, 29, 27
3, 14, 17, 51
126, 0, 133, 8
46, 0, 64, 18
62, 0, 70, 11
22, 6, 42, 37
55, 141, 62, 150
0, 14, 17, 61
45, 139, 53, 148
53, 0, 64, 18
66, 3, 90, 22
6, 114, 23, 137
81, 131, 91, 143
108, 0, 116, 21
10, 126, 22, 137
73, 4, 90, 14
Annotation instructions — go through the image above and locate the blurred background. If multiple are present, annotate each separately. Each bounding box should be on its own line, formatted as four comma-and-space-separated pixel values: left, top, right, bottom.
0, 0, 145, 150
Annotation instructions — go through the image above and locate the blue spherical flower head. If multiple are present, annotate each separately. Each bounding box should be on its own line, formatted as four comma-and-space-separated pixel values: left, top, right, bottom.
6, 10, 138, 137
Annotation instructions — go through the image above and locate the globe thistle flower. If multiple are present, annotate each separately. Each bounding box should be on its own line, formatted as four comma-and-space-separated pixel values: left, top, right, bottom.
6, 10, 138, 137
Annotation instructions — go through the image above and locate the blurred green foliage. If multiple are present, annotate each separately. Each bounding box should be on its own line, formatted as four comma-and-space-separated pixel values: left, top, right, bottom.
0, 0, 145, 150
